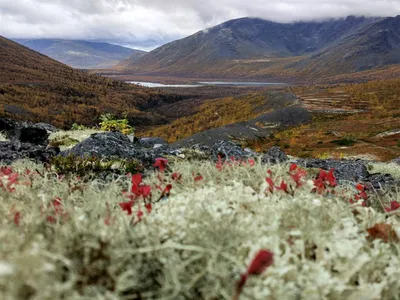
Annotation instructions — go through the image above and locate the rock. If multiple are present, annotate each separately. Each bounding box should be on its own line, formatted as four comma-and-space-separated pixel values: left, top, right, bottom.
210, 140, 257, 162
138, 137, 168, 149
61, 132, 177, 166
366, 173, 395, 190
18, 127, 49, 145
391, 157, 400, 165
261, 147, 289, 164
0, 141, 59, 164
0, 117, 51, 145
0, 118, 18, 139
61, 132, 139, 159
299, 159, 369, 182
35, 123, 57, 133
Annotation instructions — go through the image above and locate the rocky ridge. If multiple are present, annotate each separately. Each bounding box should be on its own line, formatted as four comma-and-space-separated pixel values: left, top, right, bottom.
0, 118, 398, 188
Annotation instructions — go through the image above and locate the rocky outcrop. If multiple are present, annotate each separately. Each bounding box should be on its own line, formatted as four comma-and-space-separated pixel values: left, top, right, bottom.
261, 146, 289, 164
0, 141, 59, 164
0, 117, 55, 145
298, 158, 395, 188
0, 117, 58, 164
138, 137, 168, 149
172, 106, 312, 149
210, 141, 257, 162
61, 132, 179, 166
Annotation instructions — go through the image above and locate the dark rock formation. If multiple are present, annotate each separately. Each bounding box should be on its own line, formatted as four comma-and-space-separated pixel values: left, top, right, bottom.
0, 141, 59, 164
299, 159, 369, 182
261, 147, 289, 164
298, 158, 395, 188
61, 132, 178, 166
210, 140, 257, 162
0, 117, 52, 145
138, 137, 168, 149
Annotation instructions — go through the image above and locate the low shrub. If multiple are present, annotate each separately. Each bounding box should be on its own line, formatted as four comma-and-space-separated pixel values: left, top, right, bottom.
99, 113, 134, 135
330, 137, 357, 146
49, 154, 143, 179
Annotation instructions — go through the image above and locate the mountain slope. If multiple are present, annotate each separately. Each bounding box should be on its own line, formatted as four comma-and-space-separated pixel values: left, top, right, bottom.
117, 16, 400, 82
0, 35, 175, 128
15, 39, 146, 69
118, 16, 379, 76
296, 15, 400, 76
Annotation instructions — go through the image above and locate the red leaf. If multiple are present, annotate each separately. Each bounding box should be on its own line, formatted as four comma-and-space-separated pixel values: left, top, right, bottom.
164, 184, 172, 194
14, 211, 21, 226
119, 201, 134, 215
235, 249, 274, 298
145, 203, 152, 213
385, 201, 400, 212
248, 159, 256, 167
140, 185, 152, 198
172, 173, 182, 181
289, 164, 298, 172
276, 180, 289, 194
266, 177, 274, 193
154, 158, 168, 172
247, 249, 274, 275
356, 183, 364, 191
194, 175, 204, 182
131, 173, 142, 186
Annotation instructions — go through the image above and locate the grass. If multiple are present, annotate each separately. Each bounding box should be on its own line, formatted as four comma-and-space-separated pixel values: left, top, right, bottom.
0, 132, 7, 141
368, 162, 400, 180
1, 157, 400, 299
49, 129, 104, 151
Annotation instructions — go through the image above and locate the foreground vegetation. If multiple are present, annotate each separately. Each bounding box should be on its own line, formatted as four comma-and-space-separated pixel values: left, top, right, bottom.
1, 154, 399, 299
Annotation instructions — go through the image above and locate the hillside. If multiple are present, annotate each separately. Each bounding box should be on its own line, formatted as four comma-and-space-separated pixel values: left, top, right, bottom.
14, 39, 146, 69
116, 16, 400, 82
0, 35, 179, 128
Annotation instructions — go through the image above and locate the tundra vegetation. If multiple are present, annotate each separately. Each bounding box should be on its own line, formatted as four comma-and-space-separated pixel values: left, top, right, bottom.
0, 133, 400, 299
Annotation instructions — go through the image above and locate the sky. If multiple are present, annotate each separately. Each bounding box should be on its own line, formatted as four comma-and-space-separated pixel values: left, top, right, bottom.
1, 0, 400, 51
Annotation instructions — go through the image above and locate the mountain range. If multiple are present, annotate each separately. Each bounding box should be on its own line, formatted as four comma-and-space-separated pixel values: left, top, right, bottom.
0, 35, 172, 128
116, 15, 400, 82
14, 39, 146, 69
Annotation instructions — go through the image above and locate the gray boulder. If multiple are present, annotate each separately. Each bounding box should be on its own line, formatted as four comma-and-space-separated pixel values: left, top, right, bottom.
138, 137, 168, 149
61, 132, 140, 159
210, 140, 257, 162
0, 117, 50, 145
61, 132, 177, 166
35, 123, 57, 133
261, 147, 289, 164
299, 159, 369, 182
366, 173, 395, 190
0, 141, 59, 164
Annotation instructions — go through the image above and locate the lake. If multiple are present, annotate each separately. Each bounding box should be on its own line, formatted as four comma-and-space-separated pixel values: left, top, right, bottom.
127, 81, 285, 88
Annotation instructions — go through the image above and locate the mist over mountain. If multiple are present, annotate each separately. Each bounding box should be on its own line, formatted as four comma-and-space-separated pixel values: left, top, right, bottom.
117, 15, 400, 81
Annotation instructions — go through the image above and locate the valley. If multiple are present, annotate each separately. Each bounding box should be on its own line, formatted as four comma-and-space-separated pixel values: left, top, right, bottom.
1, 6, 400, 300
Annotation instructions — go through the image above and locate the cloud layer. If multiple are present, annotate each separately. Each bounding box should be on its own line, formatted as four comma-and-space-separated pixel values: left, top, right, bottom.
1, 0, 400, 50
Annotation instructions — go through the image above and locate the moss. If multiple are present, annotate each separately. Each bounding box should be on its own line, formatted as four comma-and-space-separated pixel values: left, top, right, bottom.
0, 159, 399, 299
49, 154, 143, 179
49, 135, 80, 148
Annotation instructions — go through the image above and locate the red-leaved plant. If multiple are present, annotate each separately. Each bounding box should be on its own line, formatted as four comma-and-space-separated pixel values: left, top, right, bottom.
233, 249, 274, 300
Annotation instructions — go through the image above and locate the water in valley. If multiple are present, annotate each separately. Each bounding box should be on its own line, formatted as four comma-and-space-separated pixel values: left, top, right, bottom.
127, 81, 285, 88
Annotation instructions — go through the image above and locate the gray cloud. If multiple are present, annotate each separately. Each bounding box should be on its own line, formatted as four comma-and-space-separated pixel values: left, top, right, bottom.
1, 0, 400, 50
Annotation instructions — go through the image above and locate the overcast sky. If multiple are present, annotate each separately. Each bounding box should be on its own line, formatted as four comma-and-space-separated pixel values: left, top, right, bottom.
1, 0, 400, 50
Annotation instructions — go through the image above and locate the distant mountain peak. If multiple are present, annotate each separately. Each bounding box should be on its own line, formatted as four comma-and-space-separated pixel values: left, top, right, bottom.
13, 39, 146, 69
